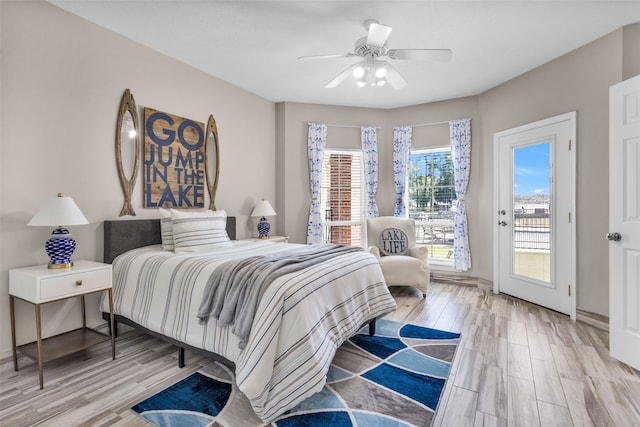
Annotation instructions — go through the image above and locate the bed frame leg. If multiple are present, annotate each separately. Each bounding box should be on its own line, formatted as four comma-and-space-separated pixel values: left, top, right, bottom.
368, 319, 376, 336
178, 347, 185, 368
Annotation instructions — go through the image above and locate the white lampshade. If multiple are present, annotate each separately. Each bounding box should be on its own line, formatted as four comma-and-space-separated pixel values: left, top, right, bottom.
251, 198, 276, 218
28, 193, 89, 226
28, 193, 89, 269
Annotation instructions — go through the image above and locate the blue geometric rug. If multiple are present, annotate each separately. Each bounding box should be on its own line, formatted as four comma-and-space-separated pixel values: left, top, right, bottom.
131, 319, 460, 426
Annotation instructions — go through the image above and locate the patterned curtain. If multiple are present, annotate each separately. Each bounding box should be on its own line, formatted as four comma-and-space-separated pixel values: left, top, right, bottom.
450, 118, 472, 270
307, 123, 327, 244
393, 126, 412, 217
361, 126, 379, 218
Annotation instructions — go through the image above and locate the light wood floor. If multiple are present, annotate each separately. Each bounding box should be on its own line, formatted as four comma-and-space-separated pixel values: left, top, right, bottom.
1, 282, 639, 426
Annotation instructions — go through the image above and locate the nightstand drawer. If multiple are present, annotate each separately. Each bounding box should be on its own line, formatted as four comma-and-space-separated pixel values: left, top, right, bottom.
40, 268, 110, 300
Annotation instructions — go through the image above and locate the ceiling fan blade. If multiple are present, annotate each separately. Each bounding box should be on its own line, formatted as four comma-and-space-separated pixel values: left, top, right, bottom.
382, 62, 408, 89
387, 49, 453, 62
297, 53, 355, 60
366, 22, 392, 48
325, 62, 360, 88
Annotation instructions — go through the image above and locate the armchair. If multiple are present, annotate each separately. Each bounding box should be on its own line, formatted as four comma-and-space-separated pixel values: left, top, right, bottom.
366, 216, 429, 298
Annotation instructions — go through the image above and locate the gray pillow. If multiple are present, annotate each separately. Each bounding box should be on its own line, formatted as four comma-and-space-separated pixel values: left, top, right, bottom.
377, 227, 409, 255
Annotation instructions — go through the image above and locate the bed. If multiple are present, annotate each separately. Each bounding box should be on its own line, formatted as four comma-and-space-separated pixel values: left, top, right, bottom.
100, 217, 396, 422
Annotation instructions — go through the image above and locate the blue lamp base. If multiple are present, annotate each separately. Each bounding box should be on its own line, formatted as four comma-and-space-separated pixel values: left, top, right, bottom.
257, 216, 271, 239
45, 227, 76, 269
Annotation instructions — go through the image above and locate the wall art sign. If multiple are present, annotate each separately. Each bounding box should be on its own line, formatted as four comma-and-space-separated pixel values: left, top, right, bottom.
144, 108, 206, 208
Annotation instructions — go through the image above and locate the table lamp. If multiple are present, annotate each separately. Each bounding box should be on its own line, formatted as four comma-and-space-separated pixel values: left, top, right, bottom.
251, 198, 276, 239
28, 193, 89, 269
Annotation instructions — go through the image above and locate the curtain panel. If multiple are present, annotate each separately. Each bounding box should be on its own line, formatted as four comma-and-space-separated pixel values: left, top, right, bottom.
393, 126, 412, 217
450, 118, 472, 270
307, 123, 327, 244
361, 126, 379, 218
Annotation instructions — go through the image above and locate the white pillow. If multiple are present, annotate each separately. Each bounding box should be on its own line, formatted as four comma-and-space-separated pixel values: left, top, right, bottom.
159, 208, 174, 251
171, 209, 230, 252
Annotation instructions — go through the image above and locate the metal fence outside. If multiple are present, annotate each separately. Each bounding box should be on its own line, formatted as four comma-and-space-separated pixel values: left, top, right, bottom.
513, 208, 550, 250
410, 206, 551, 261
320, 208, 551, 258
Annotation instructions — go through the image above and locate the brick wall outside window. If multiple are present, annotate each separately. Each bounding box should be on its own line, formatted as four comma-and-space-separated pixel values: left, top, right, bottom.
329, 154, 352, 244
320, 150, 363, 246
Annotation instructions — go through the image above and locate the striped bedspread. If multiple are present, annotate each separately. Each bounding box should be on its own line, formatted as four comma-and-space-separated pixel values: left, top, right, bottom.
197, 243, 365, 349
100, 240, 396, 422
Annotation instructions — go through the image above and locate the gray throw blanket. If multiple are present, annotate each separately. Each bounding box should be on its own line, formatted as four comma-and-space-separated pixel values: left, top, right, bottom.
197, 243, 364, 349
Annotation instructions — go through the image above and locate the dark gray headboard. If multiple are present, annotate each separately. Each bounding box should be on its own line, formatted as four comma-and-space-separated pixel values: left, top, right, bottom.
103, 217, 236, 263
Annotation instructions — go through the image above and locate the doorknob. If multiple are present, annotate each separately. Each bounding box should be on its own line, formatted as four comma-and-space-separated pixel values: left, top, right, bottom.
498, 221, 508, 227
606, 232, 621, 242
499, 209, 506, 215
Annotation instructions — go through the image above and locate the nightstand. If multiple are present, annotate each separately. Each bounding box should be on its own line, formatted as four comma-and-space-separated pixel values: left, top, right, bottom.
9, 260, 115, 389
243, 236, 289, 243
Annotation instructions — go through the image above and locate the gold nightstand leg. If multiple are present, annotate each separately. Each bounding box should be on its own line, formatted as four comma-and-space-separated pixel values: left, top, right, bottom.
108, 289, 115, 360
35, 303, 44, 389
10, 296, 18, 372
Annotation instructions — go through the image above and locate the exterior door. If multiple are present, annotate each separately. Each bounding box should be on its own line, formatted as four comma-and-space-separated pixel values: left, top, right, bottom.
609, 74, 640, 371
494, 112, 575, 317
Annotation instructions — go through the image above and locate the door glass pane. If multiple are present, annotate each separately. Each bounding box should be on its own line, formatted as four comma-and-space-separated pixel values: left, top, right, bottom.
513, 142, 551, 283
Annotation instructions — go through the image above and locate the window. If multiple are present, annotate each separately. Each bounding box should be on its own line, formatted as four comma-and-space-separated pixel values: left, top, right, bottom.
408, 147, 456, 265
320, 150, 364, 246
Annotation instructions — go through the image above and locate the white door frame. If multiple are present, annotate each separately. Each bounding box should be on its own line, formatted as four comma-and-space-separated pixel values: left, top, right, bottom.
493, 112, 576, 319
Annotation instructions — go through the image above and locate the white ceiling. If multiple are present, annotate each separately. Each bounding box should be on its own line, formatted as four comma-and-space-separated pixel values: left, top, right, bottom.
49, 1, 640, 109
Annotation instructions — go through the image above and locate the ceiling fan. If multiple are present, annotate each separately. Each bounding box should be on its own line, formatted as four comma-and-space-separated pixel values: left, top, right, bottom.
298, 19, 452, 90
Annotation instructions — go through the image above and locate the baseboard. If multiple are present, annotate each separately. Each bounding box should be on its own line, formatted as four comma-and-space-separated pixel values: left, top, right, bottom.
576, 308, 609, 332
0, 349, 12, 362
431, 272, 493, 291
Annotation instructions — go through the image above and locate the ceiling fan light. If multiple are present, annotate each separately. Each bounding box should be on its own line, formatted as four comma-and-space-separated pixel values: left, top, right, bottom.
375, 66, 387, 79
357, 80, 366, 88
353, 66, 365, 79
377, 79, 386, 87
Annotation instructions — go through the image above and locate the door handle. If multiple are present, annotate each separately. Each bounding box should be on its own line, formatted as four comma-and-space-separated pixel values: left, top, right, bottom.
606, 232, 621, 242
498, 221, 508, 227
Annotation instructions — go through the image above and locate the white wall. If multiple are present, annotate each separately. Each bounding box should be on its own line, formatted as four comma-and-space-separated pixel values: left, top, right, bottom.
0, 1, 275, 356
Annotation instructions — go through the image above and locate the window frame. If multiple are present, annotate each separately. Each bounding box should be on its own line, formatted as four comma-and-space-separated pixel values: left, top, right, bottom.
407, 145, 456, 268
320, 148, 366, 246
